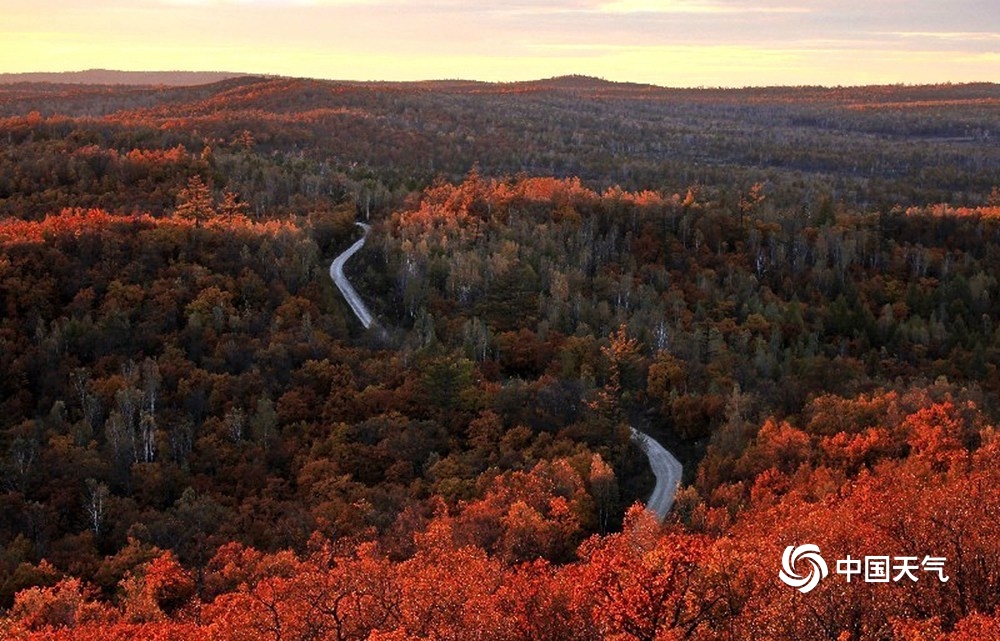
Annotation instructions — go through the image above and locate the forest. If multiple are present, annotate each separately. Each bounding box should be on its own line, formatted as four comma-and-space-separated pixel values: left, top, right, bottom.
1, 76, 1000, 639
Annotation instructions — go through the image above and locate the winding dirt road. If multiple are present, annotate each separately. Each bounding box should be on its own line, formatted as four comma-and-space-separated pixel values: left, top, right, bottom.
329, 222, 375, 329
631, 427, 683, 521
330, 223, 682, 520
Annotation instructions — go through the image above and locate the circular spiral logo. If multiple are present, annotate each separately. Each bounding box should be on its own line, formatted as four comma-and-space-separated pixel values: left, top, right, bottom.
779, 544, 828, 593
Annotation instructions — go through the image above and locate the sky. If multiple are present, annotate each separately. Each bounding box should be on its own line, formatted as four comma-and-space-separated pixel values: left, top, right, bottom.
1, 0, 998, 87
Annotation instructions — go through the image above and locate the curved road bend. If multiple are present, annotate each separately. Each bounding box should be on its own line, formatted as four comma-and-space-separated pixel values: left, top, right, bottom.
330, 222, 375, 329
631, 427, 683, 521
329, 222, 682, 520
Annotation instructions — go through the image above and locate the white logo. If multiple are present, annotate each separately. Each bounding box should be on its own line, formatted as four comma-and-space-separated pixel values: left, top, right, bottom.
779, 544, 829, 593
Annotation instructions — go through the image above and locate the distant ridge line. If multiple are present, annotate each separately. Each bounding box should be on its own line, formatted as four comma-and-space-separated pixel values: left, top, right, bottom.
0, 70, 249, 86
2, 71, 997, 94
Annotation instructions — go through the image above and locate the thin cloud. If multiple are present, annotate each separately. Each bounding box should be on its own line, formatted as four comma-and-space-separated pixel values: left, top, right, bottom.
597, 0, 810, 14
887, 31, 1000, 41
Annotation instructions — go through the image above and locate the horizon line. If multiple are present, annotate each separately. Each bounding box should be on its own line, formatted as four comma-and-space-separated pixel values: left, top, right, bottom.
2, 68, 999, 92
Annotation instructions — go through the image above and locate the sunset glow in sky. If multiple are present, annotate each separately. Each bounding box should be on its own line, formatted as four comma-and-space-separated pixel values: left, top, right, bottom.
2, 0, 998, 86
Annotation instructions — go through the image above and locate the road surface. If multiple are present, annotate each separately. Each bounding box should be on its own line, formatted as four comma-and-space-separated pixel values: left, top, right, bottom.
329, 222, 682, 520
330, 223, 375, 329
631, 427, 683, 521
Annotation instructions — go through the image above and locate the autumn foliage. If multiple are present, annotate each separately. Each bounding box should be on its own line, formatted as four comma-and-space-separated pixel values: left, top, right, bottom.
3, 79, 1000, 638
5, 403, 1000, 640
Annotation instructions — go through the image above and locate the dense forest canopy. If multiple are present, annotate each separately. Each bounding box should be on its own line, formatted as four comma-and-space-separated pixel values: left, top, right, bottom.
2, 77, 998, 219
1, 76, 1000, 639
